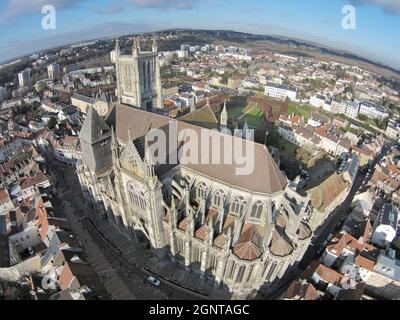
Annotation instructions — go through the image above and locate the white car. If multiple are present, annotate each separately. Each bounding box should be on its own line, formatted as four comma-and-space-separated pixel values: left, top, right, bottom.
147, 276, 160, 287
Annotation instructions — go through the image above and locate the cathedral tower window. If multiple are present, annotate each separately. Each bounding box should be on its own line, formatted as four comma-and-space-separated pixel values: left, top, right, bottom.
230, 196, 246, 216
213, 189, 225, 208
128, 181, 147, 210
196, 183, 207, 200
250, 201, 264, 219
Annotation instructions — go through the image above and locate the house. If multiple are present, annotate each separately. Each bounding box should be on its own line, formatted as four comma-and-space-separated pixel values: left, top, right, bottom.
52, 136, 81, 165
386, 119, 400, 140
320, 229, 400, 299
374, 249, 400, 283
306, 173, 349, 230
58, 105, 79, 122
41, 98, 62, 113
71, 91, 111, 117
282, 280, 320, 300
0, 189, 15, 213
302, 261, 359, 298
19, 172, 51, 201
308, 112, 330, 128
371, 203, 398, 247
57, 250, 106, 298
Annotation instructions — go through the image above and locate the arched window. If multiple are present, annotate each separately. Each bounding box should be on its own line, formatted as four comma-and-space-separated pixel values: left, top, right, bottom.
128, 182, 147, 210
196, 183, 207, 200
250, 201, 264, 219
230, 197, 246, 215
181, 175, 191, 188
213, 189, 225, 208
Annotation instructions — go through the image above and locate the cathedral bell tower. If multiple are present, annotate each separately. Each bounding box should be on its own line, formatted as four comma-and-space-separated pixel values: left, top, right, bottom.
114, 35, 162, 112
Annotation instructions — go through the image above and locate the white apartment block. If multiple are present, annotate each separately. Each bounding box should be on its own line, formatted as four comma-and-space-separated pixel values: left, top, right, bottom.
341, 101, 360, 119
310, 95, 325, 108
359, 101, 389, 120
0, 86, 8, 102
47, 63, 61, 81
386, 119, 400, 140
18, 69, 31, 87
265, 83, 297, 101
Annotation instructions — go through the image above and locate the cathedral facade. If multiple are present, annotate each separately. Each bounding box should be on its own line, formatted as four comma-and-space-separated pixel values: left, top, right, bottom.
76, 38, 316, 299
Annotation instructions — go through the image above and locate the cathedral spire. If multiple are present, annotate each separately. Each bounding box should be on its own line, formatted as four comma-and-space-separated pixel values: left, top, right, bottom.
220, 100, 228, 128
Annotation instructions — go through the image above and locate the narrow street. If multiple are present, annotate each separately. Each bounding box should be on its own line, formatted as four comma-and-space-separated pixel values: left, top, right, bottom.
43, 143, 391, 300
46, 159, 209, 300
266, 143, 391, 299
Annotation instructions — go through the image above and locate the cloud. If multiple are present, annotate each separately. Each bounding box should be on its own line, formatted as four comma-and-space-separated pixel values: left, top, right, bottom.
1, 0, 86, 20
94, 3, 124, 15
0, 21, 161, 63
129, 0, 196, 10
351, 0, 400, 15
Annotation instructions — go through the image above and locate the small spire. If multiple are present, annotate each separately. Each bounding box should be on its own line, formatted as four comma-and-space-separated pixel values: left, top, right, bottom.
171, 196, 176, 210
152, 34, 158, 53
115, 37, 120, 54
132, 36, 140, 55
144, 133, 154, 165
128, 127, 131, 141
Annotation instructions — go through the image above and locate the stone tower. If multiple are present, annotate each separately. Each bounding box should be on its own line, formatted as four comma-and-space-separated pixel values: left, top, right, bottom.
79, 106, 113, 174
115, 36, 162, 111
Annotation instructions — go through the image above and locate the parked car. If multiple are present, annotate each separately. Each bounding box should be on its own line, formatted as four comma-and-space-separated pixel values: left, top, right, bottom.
147, 276, 160, 287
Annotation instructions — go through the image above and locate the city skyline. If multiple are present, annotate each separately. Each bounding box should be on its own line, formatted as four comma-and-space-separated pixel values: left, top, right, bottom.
0, 0, 399, 69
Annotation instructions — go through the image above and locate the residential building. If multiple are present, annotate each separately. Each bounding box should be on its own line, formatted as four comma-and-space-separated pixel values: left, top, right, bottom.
371, 203, 398, 247
386, 119, 400, 140
48, 63, 61, 81
264, 83, 297, 101
359, 101, 389, 120
18, 69, 31, 87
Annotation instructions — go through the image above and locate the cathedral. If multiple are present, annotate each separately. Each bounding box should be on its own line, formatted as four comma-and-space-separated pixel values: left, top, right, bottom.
76, 38, 316, 299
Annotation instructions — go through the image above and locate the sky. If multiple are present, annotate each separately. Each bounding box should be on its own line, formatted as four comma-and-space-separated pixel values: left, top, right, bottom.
0, 0, 399, 69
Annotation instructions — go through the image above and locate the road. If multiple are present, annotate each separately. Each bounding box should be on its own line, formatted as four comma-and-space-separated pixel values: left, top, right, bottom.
45, 158, 207, 300
267, 143, 391, 299
43, 142, 391, 300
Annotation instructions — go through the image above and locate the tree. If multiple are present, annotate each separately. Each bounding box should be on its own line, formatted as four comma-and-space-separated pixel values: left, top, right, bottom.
47, 117, 57, 129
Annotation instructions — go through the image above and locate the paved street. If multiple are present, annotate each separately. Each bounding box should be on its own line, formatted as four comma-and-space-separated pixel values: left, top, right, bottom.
265, 143, 391, 299
46, 159, 211, 300
43, 143, 391, 300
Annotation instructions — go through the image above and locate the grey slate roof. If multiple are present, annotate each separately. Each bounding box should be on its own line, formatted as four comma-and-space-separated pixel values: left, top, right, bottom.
114, 103, 288, 195
79, 106, 111, 144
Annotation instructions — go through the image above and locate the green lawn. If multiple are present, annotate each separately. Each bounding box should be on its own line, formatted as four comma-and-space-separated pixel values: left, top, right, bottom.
228, 105, 245, 119
287, 103, 315, 120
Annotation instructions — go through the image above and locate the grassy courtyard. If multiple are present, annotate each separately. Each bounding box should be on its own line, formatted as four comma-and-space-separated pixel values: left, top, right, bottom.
287, 103, 314, 120
228, 105, 266, 128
